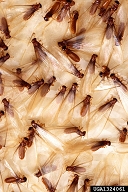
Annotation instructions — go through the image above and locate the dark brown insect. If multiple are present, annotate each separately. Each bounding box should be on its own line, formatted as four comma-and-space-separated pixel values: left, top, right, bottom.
110, 73, 127, 92
83, 178, 91, 192
64, 127, 86, 136
18, 137, 29, 159
0, 72, 4, 95
26, 127, 35, 147
0, 110, 4, 118
70, 10, 79, 34
44, 1, 61, 21
105, 17, 115, 40
56, 0, 75, 22
91, 140, 111, 151
23, 3, 42, 20
2, 98, 14, 117
16, 68, 22, 76
99, 0, 112, 16
90, 0, 101, 15
58, 41, 80, 62
0, 17, 11, 39
67, 174, 79, 192
115, 22, 125, 46
98, 98, 117, 112
102, 1, 120, 22
0, 53, 10, 64
99, 65, 110, 79
66, 165, 86, 174
41, 76, 56, 97
28, 79, 44, 94
42, 177, 56, 192
55, 85, 67, 103
68, 83, 78, 103
119, 128, 127, 143
13, 78, 31, 91
87, 54, 98, 74
0, 37, 8, 50
5, 176, 27, 183
80, 95, 92, 117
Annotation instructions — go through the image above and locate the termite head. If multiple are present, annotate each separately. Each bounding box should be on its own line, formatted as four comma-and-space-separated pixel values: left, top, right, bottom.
16, 68, 22, 75
111, 98, 118, 104
2, 98, 9, 105
110, 73, 116, 80
72, 10, 79, 19
107, 17, 114, 26
105, 141, 111, 146
0, 110, 4, 118
31, 120, 36, 128
28, 127, 34, 131
72, 83, 78, 91
122, 128, 127, 134
19, 176, 27, 183
58, 41, 67, 50
35, 169, 42, 178
38, 3, 42, 9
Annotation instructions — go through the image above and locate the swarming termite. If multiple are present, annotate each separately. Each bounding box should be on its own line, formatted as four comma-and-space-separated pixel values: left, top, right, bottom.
28, 79, 44, 94
41, 76, 56, 97
102, 1, 120, 22
115, 22, 125, 46
0, 37, 8, 50
2, 98, 14, 117
80, 95, 92, 117
91, 140, 111, 151
98, 98, 117, 112
23, 3, 42, 20
105, 17, 115, 40
64, 127, 86, 136
0, 53, 10, 64
18, 137, 29, 160
56, 0, 75, 22
42, 177, 56, 192
99, 0, 112, 16
67, 174, 79, 192
90, 0, 101, 15
70, 10, 79, 34
0, 17, 11, 39
110, 73, 127, 92
67, 83, 78, 103
5, 176, 27, 183
13, 78, 31, 91
58, 41, 80, 62
0, 72, 4, 95
26, 127, 35, 147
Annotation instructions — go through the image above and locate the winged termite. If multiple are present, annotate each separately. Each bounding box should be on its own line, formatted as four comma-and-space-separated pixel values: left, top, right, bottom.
66, 162, 86, 174
0, 72, 4, 95
2, 98, 14, 117
13, 78, 31, 91
110, 73, 127, 92
70, 10, 79, 34
0, 37, 8, 50
22, 3, 42, 20
66, 174, 79, 192
115, 22, 125, 46
64, 127, 86, 136
98, 98, 117, 112
41, 76, 56, 97
57, 83, 78, 124
102, 1, 120, 22
18, 137, 29, 160
98, 0, 112, 16
80, 54, 98, 94
26, 127, 35, 147
42, 177, 56, 192
28, 78, 44, 94
31, 120, 64, 151
43, 85, 67, 125
58, 41, 80, 62
0, 53, 10, 64
90, 0, 101, 15
56, 0, 75, 22
80, 95, 92, 117
0, 17, 11, 39
105, 17, 115, 40
91, 140, 111, 151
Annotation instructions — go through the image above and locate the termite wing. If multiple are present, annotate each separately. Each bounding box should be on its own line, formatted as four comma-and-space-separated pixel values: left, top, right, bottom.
66, 174, 79, 192
57, 83, 78, 125
31, 120, 64, 152
42, 85, 67, 125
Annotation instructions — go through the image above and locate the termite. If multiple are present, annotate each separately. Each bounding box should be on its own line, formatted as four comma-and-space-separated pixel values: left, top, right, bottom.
0, 17, 11, 39
2, 98, 14, 117
98, 98, 117, 112
13, 78, 31, 91
18, 137, 29, 160
90, 0, 101, 15
105, 17, 115, 40
26, 127, 35, 147
58, 41, 80, 62
23, 3, 42, 20
0, 53, 10, 64
67, 174, 79, 192
42, 177, 56, 192
99, 0, 112, 16
68, 83, 78, 103
0, 37, 8, 50
44, 1, 62, 21
110, 73, 127, 92
115, 22, 125, 46
64, 127, 86, 136
28, 79, 44, 94
16, 68, 22, 76
41, 76, 56, 97
87, 54, 98, 74
80, 95, 92, 117
119, 128, 127, 143
5, 176, 27, 183
91, 140, 111, 151
66, 165, 86, 174
102, 1, 120, 22
56, 85, 67, 103
70, 10, 79, 34
56, 0, 75, 22
0, 72, 4, 95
